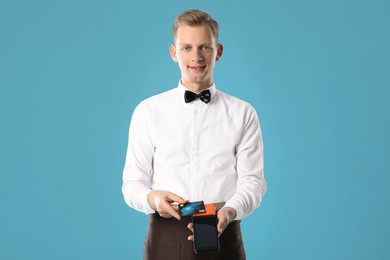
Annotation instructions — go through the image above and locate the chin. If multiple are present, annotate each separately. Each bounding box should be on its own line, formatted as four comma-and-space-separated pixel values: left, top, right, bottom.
188, 75, 209, 83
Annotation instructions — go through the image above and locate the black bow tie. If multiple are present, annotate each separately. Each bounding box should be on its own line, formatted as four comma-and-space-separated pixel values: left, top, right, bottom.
184, 89, 211, 104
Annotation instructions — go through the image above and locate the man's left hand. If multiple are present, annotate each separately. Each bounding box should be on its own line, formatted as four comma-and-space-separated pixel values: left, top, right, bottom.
187, 207, 237, 241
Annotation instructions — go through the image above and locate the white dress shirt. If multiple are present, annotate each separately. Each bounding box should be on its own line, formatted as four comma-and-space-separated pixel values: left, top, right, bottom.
122, 82, 266, 220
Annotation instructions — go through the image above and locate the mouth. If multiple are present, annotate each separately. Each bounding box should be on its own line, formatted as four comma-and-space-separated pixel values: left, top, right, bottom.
188, 65, 207, 72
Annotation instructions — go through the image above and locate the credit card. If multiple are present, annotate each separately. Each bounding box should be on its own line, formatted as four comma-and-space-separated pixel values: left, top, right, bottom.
179, 201, 205, 216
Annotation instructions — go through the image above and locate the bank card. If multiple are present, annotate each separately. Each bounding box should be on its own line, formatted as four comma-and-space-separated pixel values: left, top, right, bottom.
179, 201, 205, 216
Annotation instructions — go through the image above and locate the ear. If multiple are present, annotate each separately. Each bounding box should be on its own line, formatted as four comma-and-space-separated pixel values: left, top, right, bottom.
169, 44, 178, 62
216, 43, 224, 61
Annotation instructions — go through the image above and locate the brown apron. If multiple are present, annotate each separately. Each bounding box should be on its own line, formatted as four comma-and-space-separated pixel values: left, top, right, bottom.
144, 213, 246, 260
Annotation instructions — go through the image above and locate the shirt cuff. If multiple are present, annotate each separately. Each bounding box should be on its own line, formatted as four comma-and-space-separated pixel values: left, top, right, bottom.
223, 201, 245, 220
140, 189, 156, 215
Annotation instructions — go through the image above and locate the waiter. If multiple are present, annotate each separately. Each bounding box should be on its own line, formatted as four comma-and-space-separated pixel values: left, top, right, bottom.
122, 9, 267, 260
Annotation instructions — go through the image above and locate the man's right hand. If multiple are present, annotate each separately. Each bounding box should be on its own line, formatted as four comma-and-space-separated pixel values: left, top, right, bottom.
147, 190, 187, 220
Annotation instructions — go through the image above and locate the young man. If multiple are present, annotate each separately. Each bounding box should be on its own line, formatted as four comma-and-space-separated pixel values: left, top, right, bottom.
122, 9, 266, 260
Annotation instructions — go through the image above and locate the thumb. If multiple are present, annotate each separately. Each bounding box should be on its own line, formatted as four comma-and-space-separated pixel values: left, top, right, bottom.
166, 192, 186, 204
217, 212, 227, 234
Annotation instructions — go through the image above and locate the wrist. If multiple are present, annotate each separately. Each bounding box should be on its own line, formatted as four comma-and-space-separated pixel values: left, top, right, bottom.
147, 190, 157, 211
222, 206, 237, 222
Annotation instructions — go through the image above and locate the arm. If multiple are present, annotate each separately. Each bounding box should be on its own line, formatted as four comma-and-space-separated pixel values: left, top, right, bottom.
122, 103, 186, 219
122, 103, 155, 214
224, 105, 267, 220
188, 106, 266, 239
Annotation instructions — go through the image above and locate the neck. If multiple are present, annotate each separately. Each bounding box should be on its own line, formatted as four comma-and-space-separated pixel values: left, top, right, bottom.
181, 80, 213, 94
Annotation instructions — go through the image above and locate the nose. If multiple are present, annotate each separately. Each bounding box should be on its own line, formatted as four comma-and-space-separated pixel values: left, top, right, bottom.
191, 49, 203, 62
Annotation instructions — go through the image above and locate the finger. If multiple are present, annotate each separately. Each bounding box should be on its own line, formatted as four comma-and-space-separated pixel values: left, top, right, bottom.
161, 200, 181, 220
171, 204, 179, 212
166, 192, 187, 204
187, 223, 194, 241
187, 223, 194, 232
159, 213, 173, 218
217, 221, 226, 235
156, 206, 172, 218
217, 213, 227, 235
157, 201, 175, 218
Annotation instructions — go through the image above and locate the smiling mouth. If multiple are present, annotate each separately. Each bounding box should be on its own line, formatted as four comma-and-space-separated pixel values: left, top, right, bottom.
188, 65, 206, 72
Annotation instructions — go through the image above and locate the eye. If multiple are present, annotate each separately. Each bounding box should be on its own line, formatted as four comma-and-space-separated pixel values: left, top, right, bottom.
181, 46, 190, 51
202, 46, 212, 51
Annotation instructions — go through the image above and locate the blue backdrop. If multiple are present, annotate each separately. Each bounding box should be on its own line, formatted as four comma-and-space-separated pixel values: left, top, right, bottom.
1, 0, 389, 259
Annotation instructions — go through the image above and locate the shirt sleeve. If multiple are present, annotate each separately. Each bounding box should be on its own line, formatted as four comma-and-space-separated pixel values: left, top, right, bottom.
224, 105, 267, 220
122, 102, 155, 214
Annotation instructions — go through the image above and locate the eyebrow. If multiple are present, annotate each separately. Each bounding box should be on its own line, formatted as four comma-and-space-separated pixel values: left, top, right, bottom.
178, 43, 213, 47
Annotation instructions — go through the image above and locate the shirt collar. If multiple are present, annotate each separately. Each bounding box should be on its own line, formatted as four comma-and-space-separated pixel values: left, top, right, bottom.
177, 81, 217, 99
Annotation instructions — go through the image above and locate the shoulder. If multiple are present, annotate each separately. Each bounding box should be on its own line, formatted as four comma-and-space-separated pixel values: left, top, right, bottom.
214, 89, 261, 128
135, 87, 178, 112
216, 90, 257, 115
142, 87, 177, 104
215, 90, 262, 135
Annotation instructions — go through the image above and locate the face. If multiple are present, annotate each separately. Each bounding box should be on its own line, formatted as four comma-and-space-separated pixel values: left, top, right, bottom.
170, 25, 223, 92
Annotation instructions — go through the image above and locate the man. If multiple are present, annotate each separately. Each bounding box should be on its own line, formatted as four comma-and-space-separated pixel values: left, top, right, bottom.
122, 9, 266, 260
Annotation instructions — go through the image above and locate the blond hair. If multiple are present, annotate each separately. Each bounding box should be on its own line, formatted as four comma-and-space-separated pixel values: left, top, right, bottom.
172, 9, 219, 43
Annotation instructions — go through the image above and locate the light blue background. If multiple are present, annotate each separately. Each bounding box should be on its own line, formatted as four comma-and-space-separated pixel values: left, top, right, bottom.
1, 0, 389, 259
